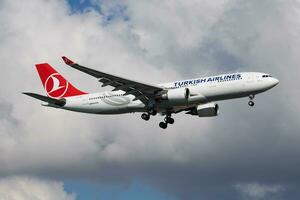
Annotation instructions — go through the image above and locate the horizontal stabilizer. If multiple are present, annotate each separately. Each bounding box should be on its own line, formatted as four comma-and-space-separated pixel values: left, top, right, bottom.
23, 92, 66, 106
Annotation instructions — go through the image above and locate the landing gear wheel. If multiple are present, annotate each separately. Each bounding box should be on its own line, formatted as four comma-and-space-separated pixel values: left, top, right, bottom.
248, 101, 255, 107
159, 122, 168, 129
166, 117, 175, 124
141, 113, 150, 121
248, 94, 255, 107
149, 109, 157, 116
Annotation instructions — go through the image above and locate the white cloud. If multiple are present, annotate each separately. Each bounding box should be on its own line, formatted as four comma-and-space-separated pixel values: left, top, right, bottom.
0, 0, 213, 174
235, 182, 285, 200
0, 176, 75, 200
127, 0, 229, 50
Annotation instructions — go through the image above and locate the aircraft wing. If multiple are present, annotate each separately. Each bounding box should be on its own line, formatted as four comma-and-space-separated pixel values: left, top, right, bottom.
62, 56, 164, 105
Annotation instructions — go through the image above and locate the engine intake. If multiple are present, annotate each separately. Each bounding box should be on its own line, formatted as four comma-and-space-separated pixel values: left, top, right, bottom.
159, 88, 190, 105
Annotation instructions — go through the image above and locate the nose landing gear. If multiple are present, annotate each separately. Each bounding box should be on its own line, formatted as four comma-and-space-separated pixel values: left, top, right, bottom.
248, 94, 255, 107
248, 101, 255, 107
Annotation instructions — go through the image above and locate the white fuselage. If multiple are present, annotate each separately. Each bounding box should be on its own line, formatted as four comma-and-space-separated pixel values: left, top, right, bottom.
52, 72, 278, 114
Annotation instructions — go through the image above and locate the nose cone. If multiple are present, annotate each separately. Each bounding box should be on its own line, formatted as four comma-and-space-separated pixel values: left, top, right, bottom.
271, 78, 279, 87
265, 77, 279, 90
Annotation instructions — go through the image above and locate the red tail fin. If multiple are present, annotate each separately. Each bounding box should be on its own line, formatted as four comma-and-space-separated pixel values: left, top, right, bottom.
35, 63, 87, 98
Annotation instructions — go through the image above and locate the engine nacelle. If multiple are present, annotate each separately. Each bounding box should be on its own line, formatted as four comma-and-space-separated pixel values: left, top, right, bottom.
159, 88, 190, 104
190, 103, 219, 117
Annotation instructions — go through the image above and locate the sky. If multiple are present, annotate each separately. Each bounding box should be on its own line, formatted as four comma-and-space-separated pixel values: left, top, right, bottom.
0, 0, 300, 199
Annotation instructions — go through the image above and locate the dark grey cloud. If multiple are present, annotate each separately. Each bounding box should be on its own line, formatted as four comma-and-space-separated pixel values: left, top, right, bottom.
0, 0, 300, 199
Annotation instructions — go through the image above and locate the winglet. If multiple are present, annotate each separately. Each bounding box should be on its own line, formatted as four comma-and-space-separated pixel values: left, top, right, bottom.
62, 56, 75, 66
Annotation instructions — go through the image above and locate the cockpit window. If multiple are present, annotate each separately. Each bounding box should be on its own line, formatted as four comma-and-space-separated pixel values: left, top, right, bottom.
262, 74, 272, 78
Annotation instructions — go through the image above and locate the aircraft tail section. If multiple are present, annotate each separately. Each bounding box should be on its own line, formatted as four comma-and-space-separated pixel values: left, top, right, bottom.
35, 63, 87, 98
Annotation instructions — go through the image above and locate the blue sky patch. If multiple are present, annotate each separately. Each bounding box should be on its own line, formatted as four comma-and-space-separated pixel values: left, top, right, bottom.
64, 180, 175, 200
67, 0, 129, 24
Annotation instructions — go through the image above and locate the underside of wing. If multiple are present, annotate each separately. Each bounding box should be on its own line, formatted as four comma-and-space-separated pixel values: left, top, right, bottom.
61, 56, 164, 105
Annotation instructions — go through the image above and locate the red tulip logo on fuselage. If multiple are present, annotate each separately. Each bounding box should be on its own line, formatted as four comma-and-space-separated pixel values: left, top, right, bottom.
45, 73, 68, 98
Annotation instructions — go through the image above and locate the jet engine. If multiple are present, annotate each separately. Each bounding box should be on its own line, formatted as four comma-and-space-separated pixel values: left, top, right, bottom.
188, 102, 219, 117
159, 88, 190, 104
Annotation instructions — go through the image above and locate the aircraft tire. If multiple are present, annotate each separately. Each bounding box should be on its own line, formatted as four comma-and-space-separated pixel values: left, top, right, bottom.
149, 110, 157, 116
166, 117, 174, 124
248, 101, 255, 107
159, 122, 168, 129
141, 113, 150, 121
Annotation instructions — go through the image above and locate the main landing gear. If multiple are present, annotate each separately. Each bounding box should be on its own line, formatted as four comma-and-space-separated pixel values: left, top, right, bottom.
159, 114, 175, 129
141, 113, 150, 121
248, 94, 255, 107
141, 110, 174, 129
141, 109, 157, 121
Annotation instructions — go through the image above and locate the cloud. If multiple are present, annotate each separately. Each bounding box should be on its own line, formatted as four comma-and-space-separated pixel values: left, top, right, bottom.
235, 182, 285, 200
0, 176, 75, 200
0, 0, 300, 199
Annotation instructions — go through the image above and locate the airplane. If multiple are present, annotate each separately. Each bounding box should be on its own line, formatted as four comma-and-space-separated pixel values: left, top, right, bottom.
24, 56, 279, 129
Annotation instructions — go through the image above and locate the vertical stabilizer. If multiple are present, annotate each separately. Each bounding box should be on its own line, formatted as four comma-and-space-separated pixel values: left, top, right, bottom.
35, 63, 87, 98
